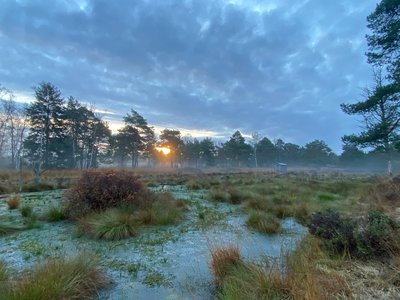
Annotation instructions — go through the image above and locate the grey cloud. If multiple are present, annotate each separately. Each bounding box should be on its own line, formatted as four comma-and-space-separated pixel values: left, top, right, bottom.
0, 0, 380, 151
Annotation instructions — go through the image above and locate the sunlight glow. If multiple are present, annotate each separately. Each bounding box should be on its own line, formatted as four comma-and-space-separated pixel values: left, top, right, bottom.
155, 147, 171, 155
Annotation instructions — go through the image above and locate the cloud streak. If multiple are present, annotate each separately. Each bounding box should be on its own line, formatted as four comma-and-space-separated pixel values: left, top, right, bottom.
0, 0, 379, 151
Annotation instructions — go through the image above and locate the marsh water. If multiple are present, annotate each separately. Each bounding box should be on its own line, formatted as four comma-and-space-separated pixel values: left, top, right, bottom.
0, 186, 306, 299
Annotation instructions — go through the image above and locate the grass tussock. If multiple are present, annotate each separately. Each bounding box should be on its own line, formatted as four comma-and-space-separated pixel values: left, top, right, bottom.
77, 192, 184, 240
215, 237, 350, 300
20, 205, 33, 218
3, 254, 108, 300
78, 209, 137, 240
246, 211, 281, 234
6, 194, 20, 210
42, 207, 65, 222
210, 246, 242, 284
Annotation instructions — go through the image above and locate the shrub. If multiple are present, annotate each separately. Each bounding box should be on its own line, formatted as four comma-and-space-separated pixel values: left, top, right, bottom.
63, 170, 145, 218
43, 207, 65, 222
246, 212, 281, 234
7, 254, 108, 300
6, 195, 20, 210
210, 246, 242, 284
308, 210, 356, 255
79, 209, 137, 240
309, 210, 399, 258
355, 210, 399, 258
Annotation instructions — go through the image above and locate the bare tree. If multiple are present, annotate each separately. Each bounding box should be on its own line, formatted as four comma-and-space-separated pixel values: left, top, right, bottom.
250, 132, 261, 168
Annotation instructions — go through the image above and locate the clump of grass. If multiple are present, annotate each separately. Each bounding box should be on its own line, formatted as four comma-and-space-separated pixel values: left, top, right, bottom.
134, 191, 184, 226
23, 214, 40, 230
43, 206, 65, 222
246, 211, 281, 234
20, 205, 33, 218
209, 189, 230, 202
245, 197, 268, 211
292, 202, 311, 224
79, 209, 137, 240
210, 246, 242, 284
6, 194, 20, 210
185, 179, 202, 190
6, 254, 108, 300
216, 237, 349, 300
218, 262, 286, 300
228, 189, 253, 204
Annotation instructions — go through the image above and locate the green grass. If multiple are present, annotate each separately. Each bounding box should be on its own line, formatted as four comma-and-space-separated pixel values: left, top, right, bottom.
79, 209, 137, 240
3, 254, 108, 300
246, 211, 281, 234
42, 207, 65, 222
20, 206, 33, 218
0, 260, 8, 283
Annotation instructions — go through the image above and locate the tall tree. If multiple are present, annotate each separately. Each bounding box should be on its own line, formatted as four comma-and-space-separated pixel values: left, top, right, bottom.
366, 0, 400, 81
341, 72, 400, 151
159, 129, 183, 168
199, 138, 216, 167
249, 132, 261, 168
24, 82, 65, 182
256, 137, 276, 167
342, 1, 400, 152
303, 140, 334, 166
111, 110, 153, 168
220, 131, 252, 167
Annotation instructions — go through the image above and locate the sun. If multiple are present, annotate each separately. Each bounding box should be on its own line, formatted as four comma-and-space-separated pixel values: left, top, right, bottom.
155, 146, 171, 155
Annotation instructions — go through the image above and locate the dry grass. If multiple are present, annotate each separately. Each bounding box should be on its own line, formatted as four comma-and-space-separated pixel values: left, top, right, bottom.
210, 246, 242, 284
215, 236, 351, 300
6, 194, 20, 210
246, 211, 281, 234
78, 209, 137, 240
4, 254, 108, 300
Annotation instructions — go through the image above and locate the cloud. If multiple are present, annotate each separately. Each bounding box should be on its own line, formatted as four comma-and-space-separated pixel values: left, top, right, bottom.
0, 0, 379, 152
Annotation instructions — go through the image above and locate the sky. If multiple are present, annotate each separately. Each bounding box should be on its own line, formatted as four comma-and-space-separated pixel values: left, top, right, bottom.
0, 0, 381, 152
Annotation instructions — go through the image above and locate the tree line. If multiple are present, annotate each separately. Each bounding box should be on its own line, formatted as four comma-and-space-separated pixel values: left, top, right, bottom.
0, 81, 396, 179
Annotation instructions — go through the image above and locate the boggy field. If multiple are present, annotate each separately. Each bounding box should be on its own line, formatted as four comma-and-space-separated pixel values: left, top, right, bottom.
0, 169, 400, 299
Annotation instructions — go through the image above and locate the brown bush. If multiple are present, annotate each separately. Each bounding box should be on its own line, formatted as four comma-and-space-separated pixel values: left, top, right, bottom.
63, 170, 146, 218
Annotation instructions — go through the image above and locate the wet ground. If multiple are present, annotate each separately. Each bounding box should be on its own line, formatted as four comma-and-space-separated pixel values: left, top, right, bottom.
0, 186, 306, 300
